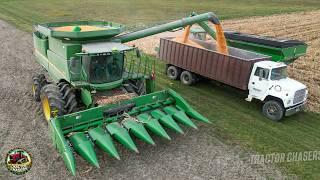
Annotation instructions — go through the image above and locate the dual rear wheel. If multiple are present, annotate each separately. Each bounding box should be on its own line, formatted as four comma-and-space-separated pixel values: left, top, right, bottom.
40, 84, 66, 121
32, 75, 77, 121
167, 65, 197, 86
32, 74, 47, 102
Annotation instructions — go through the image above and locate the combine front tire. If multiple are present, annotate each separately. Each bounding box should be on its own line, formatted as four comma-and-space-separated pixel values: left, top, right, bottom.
32, 74, 47, 102
40, 84, 66, 121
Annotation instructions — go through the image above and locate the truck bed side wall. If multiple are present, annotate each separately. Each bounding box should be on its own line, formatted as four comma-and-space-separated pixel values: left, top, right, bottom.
159, 38, 263, 90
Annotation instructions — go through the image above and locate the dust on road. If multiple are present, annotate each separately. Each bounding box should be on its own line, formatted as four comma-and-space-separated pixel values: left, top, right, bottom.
0, 20, 285, 179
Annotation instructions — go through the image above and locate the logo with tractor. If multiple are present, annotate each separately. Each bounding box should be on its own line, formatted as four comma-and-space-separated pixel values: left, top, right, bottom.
5, 148, 32, 175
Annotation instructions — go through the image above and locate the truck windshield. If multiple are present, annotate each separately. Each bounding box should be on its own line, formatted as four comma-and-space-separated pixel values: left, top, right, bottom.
270, 66, 287, 80
83, 54, 124, 84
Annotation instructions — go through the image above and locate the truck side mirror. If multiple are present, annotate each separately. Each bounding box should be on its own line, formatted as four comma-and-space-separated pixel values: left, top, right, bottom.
259, 69, 263, 81
136, 49, 141, 58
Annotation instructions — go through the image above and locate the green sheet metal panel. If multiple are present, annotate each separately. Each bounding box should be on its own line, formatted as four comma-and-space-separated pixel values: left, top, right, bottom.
47, 50, 70, 82
34, 50, 48, 70
282, 44, 308, 62
33, 32, 49, 56
81, 42, 134, 54
227, 40, 307, 62
48, 37, 82, 59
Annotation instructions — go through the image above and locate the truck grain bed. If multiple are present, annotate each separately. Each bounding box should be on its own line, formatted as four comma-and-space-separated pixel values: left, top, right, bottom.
159, 37, 271, 90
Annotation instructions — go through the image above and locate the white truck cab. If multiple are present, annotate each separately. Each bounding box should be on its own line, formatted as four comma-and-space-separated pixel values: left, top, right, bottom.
247, 61, 308, 121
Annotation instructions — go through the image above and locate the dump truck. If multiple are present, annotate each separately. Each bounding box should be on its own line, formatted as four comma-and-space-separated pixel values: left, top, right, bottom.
31, 12, 230, 175
189, 27, 307, 63
160, 37, 308, 121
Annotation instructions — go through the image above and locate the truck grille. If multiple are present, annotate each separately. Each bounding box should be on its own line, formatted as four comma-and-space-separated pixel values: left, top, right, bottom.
293, 88, 307, 104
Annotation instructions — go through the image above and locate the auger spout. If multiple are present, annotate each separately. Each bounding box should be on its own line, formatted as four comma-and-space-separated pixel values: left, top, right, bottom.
112, 12, 221, 43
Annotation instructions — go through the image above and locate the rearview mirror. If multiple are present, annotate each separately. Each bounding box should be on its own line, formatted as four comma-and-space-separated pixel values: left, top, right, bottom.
136, 49, 141, 58
259, 69, 263, 81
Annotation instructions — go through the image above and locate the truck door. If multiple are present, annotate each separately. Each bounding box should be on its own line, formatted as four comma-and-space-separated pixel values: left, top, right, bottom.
248, 67, 270, 100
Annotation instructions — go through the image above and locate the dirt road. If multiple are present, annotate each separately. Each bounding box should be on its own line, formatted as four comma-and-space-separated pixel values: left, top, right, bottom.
128, 10, 320, 112
0, 20, 285, 179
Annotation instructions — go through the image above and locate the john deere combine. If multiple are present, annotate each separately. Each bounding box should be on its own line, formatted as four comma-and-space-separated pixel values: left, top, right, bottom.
31, 12, 229, 175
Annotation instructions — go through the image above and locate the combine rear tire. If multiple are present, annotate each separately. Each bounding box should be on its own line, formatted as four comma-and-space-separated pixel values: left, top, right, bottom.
167, 66, 181, 80
180, 71, 196, 86
32, 74, 47, 102
40, 84, 66, 121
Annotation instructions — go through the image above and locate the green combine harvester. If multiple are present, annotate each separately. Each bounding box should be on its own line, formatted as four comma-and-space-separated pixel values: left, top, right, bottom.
189, 15, 307, 63
31, 12, 230, 175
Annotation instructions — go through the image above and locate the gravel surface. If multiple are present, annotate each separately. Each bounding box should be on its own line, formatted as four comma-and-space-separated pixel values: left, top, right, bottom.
0, 20, 286, 179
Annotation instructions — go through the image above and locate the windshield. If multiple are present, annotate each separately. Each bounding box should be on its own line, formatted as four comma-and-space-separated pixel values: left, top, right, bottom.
270, 66, 287, 80
83, 54, 124, 84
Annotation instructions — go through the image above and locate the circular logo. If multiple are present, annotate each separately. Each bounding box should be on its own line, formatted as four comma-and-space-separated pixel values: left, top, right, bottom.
5, 148, 32, 175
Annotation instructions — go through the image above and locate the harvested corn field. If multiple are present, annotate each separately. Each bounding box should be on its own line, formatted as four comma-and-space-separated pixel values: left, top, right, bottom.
128, 10, 320, 112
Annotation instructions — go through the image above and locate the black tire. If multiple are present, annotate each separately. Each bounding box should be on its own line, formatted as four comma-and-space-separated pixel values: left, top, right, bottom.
58, 82, 78, 114
40, 84, 66, 121
32, 74, 47, 102
123, 79, 146, 95
167, 66, 181, 80
129, 79, 146, 95
262, 100, 284, 121
180, 71, 196, 86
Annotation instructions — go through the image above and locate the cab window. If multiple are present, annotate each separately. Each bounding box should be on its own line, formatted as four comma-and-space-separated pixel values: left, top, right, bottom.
254, 67, 269, 79
81, 54, 124, 84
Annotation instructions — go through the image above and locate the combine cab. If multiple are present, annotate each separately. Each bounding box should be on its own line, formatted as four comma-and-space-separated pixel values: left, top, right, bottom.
31, 13, 227, 175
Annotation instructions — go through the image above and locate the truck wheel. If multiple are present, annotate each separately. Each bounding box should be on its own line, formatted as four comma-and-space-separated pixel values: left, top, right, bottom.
32, 74, 47, 102
180, 71, 195, 86
262, 100, 284, 121
167, 66, 181, 80
40, 84, 66, 121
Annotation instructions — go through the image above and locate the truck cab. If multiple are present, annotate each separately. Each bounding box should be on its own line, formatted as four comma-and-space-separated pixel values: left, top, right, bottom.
247, 61, 308, 121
